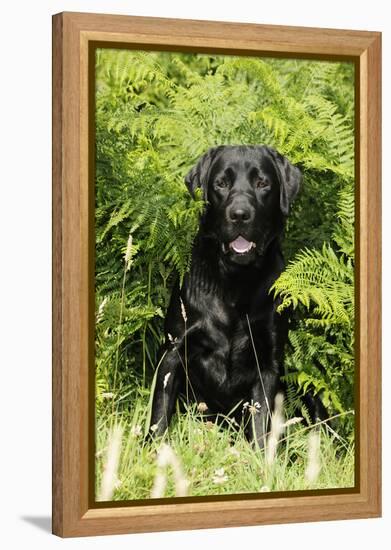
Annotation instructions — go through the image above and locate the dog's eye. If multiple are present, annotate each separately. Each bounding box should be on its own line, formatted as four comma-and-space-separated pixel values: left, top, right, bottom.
255, 178, 270, 190
215, 179, 229, 189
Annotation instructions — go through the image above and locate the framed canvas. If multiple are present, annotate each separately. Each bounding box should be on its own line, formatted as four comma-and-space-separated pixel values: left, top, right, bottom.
52, 11, 381, 537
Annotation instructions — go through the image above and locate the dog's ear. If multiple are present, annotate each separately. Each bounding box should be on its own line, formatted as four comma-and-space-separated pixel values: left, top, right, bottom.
185, 147, 222, 200
266, 147, 302, 215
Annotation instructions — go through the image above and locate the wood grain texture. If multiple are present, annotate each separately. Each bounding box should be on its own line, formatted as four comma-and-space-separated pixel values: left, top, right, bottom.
52, 12, 63, 537
361, 35, 382, 513
52, 12, 382, 538
65, 11, 378, 56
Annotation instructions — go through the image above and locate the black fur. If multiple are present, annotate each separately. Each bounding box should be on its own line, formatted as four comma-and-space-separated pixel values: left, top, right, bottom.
149, 145, 326, 447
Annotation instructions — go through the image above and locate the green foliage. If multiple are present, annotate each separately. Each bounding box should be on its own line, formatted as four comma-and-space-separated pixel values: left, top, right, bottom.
95, 49, 355, 442
273, 189, 355, 434
96, 403, 354, 500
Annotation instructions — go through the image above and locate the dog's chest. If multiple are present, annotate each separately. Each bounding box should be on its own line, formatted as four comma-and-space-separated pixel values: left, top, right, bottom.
205, 303, 271, 382
193, 314, 268, 410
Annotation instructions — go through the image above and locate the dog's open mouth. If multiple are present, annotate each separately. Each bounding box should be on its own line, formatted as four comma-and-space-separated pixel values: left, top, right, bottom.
228, 236, 256, 254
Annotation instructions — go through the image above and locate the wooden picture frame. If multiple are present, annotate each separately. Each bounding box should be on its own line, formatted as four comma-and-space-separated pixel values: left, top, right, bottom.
52, 11, 381, 537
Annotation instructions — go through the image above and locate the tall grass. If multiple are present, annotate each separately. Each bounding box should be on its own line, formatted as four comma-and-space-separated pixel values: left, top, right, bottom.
94, 52, 356, 501
95, 214, 354, 501
96, 268, 354, 500
96, 391, 354, 500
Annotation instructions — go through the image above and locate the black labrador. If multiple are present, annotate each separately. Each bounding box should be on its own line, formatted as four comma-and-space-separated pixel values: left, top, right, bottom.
149, 145, 326, 447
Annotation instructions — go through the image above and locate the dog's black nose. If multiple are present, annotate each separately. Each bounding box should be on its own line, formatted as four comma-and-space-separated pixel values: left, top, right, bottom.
228, 206, 253, 223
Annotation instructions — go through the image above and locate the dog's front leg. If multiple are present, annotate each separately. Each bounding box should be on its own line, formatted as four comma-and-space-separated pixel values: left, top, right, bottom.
248, 369, 280, 449
149, 348, 183, 437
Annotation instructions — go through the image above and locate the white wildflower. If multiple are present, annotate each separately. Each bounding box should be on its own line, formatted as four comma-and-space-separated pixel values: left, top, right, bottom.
242, 401, 250, 413
130, 424, 142, 437
212, 467, 228, 485
242, 400, 261, 415
249, 401, 261, 415
101, 392, 114, 399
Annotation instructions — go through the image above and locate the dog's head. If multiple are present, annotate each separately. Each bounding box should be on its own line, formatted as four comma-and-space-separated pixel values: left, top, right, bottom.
185, 145, 301, 265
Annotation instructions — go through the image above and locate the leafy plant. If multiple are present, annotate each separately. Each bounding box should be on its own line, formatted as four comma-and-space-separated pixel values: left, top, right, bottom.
95, 50, 355, 445
272, 189, 354, 435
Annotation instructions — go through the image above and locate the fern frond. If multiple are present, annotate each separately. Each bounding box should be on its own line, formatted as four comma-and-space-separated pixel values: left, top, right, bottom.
95, 50, 355, 435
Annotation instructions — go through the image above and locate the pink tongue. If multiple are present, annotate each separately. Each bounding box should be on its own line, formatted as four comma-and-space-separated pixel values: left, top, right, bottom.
230, 236, 252, 253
